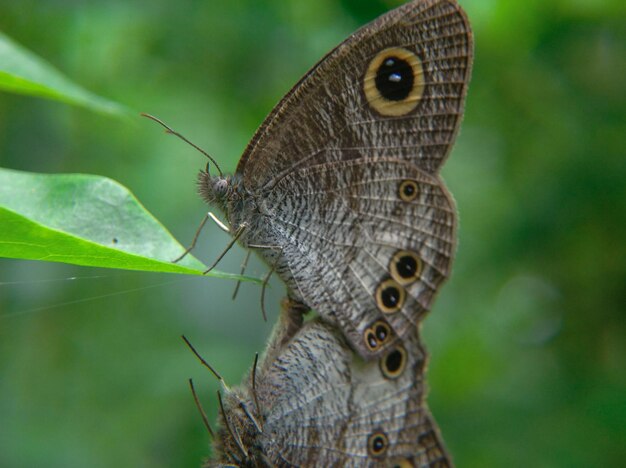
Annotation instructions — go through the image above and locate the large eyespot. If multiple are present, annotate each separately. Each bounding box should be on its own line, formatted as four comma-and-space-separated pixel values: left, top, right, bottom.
390, 250, 423, 286
367, 430, 389, 458
380, 344, 407, 379
375, 279, 406, 314
363, 47, 425, 116
398, 179, 419, 202
363, 321, 392, 351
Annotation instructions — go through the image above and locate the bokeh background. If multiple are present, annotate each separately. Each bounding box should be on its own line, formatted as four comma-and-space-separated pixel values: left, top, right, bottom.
1, 0, 624, 466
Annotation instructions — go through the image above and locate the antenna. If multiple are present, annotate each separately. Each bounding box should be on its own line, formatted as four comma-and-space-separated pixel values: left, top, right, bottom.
181, 335, 224, 383
140, 113, 223, 176
188, 378, 215, 439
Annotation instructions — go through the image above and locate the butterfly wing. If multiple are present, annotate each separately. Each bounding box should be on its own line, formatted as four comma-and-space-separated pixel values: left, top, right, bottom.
238, 0, 472, 184
262, 158, 455, 359
257, 320, 451, 467
236, 0, 472, 358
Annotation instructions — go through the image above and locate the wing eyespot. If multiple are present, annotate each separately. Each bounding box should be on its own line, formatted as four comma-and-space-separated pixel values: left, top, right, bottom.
375, 278, 406, 314
363, 47, 425, 116
390, 250, 423, 286
363, 321, 392, 352
367, 430, 389, 458
398, 179, 419, 202
375, 323, 389, 342
380, 344, 407, 379
365, 330, 378, 350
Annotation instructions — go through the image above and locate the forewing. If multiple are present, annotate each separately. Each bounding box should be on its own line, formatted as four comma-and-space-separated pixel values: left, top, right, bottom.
238, 0, 473, 189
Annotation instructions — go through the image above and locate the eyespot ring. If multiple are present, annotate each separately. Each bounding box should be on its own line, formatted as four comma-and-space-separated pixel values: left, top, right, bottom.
380, 344, 407, 380
389, 250, 423, 286
375, 279, 406, 314
363, 321, 392, 352
363, 47, 425, 116
367, 430, 389, 458
398, 179, 419, 202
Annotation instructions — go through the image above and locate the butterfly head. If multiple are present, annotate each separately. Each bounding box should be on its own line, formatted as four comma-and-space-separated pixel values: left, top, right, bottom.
197, 170, 236, 209
211, 387, 264, 466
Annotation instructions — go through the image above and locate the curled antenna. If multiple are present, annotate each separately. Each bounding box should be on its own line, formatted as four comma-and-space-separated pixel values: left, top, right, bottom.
217, 390, 248, 458
140, 113, 223, 177
188, 378, 215, 439
182, 335, 224, 383
251, 352, 264, 430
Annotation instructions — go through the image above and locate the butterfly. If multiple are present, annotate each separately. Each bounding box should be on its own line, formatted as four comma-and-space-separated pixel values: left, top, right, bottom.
206, 298, 451, 467
197, 0, 472, 360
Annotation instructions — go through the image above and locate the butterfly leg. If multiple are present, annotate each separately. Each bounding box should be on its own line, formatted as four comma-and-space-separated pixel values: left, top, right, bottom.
247, 243, 285, 322
203, 224, 246, 274
172, 212, 210, 263
231, 250, 252, 300
175, 211, 231, 264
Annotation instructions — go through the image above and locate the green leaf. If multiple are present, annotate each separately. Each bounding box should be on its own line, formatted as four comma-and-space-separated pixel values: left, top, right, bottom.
0, 31, 129, 117
0, 167, 255, 282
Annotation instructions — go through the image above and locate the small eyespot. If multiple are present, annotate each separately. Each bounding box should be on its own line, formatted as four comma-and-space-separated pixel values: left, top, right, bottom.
364, 321, 392, 351
398, 180, 419, 202
375, 279, 406, 314
390, 250, 423, 286
363, 47, 425, 116
375, 323, 390, 342
367, 430, 389, 458
365, 330, 379, 351
380, 345, 407, 379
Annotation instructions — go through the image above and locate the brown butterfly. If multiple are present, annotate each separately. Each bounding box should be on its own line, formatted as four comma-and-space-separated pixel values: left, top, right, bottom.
196, 0, 473, 360
204, 298, 450, 467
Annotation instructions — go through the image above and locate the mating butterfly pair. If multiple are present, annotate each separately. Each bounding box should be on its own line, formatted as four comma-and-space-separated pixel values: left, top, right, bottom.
171, 0, 472, 466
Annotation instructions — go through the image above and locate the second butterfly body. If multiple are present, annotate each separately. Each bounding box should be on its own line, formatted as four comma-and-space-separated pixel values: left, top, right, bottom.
199, 0, 473, 359
209, 300, 450, 467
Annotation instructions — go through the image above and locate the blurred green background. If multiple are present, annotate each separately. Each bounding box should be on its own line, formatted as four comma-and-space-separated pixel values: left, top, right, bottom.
1, 0, 624, 466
